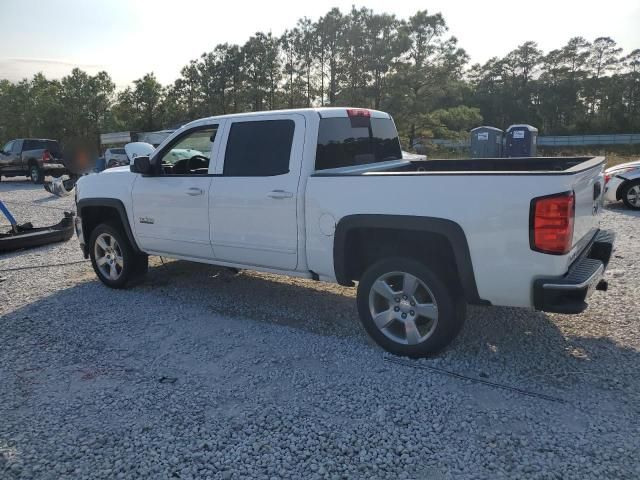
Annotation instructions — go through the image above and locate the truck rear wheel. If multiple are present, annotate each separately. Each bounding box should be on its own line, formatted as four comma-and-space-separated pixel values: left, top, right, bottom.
89, 222, 148, 288
357, 257, 465, 357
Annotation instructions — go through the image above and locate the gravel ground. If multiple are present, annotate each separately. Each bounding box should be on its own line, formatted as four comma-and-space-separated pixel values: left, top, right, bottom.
1, 177, 639, 479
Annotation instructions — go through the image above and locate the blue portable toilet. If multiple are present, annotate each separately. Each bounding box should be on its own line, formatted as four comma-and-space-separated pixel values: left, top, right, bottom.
470, 126, 503, 158
505, 124, 538, 157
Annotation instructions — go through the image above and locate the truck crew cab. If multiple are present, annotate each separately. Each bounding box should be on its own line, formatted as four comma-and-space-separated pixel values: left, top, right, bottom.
74, 108, 614, 357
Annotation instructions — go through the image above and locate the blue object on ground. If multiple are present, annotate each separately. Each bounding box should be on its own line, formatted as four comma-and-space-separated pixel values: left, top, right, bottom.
0, 200, 17, 226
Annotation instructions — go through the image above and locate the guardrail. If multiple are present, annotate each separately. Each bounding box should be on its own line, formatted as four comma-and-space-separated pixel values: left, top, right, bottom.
429, 133, 640, 149
538, 134, 640, 146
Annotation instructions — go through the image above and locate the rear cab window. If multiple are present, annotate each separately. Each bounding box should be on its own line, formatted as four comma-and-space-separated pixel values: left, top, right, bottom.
315, 112, 402, 170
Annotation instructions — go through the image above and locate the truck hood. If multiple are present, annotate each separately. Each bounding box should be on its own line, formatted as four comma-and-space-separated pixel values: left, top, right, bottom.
125, 142, 155, 161
101, 165, 130, 174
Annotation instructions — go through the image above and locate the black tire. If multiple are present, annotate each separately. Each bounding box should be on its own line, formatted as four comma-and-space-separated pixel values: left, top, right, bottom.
89, 222, 148, 288
357, 257, 465, 358
621, 179, 640, 210
29, 164, 44, 184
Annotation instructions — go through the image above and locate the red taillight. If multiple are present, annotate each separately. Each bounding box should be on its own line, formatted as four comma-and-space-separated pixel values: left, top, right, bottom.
346, 108, 371, 118
604, 173, 611, 184
530, 192, 575, 255
42, 150, 52, 163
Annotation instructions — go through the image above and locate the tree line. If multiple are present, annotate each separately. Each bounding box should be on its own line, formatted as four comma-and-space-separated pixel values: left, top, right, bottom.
0, 7, 638, 150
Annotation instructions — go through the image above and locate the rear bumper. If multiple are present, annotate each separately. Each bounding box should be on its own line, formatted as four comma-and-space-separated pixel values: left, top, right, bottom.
533, 229, 614, 314
41, 162, 67, 173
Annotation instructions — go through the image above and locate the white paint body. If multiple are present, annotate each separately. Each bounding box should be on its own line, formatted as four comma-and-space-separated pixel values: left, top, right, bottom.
604, 160, 640, 203
76, 108, 605, 309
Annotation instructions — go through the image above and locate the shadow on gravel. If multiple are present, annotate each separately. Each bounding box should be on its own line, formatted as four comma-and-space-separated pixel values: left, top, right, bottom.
3, 258, 638, 408
605, 203, 640, 217
140, 260, 363, 340
0, 179, 39, 189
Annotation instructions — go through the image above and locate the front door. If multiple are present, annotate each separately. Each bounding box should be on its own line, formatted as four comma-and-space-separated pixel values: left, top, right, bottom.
132, 123, 222, 259
0, 140, 18, 174
210, 114, 304, 270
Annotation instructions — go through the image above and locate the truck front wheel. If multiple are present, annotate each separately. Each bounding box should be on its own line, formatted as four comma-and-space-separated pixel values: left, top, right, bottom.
89, 222, 148, 288
357, 257, 465, 357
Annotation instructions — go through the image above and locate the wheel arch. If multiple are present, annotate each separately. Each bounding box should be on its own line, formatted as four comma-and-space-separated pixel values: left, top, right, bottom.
77, 198, 142, 256
333, 214, 487, 305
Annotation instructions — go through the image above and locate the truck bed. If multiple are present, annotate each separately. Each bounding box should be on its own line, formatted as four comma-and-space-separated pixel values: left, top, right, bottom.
306, 155, 606, 309
313, 156, 604, 176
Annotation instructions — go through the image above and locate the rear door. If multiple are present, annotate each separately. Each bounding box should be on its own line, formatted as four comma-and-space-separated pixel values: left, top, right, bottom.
209, 114, 304, 270
9, 140, 23, 170
11, 140, 24, 169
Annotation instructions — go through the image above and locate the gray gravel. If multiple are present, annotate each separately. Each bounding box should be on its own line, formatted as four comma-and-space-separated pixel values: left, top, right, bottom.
1, 177, 639, 479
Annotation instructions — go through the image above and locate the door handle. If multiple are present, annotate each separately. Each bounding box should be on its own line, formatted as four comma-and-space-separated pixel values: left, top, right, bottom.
267, 190, 294, 199
186, 187, 204, 196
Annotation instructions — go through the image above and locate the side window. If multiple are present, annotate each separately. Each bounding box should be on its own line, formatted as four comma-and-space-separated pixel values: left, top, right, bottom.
11, 141, 21, 153
223, 120, 294, 176
3, 141, 14, 153
157, 126, 218, 175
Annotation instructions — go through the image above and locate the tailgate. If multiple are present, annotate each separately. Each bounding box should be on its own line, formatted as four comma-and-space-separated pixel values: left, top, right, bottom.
570, 160, 605, 249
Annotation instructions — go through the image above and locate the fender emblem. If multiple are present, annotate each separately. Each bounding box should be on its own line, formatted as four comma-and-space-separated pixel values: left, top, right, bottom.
139, 217, 155, 224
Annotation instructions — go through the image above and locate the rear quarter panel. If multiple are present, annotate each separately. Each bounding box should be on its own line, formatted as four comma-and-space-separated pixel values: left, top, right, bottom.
305, 170, 601, 308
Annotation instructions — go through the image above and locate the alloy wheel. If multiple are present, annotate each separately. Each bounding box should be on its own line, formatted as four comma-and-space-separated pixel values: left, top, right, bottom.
626, 185, 640, 208
94, 233, 124, 280
368, 271, 439, 345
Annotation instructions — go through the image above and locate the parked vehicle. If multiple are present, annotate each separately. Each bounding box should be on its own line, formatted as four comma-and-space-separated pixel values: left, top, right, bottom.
0, 138, 66, 183
604, 159, 640, 210
74, 108, 614, 357
105, 148, 129, 168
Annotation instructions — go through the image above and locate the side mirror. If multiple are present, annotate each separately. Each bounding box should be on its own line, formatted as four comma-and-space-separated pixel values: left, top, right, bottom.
130, 156, 152, 174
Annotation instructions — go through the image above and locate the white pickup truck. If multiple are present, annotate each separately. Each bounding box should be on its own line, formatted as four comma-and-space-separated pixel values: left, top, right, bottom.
74, 108, 614, 357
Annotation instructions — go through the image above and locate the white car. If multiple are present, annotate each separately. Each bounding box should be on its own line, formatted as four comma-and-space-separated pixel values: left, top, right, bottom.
104, 148, 129, 168
604, 159, 640, 210
74, 107, 614, 357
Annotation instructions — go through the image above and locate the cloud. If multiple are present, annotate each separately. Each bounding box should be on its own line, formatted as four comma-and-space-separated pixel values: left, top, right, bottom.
0, 58, 105, 82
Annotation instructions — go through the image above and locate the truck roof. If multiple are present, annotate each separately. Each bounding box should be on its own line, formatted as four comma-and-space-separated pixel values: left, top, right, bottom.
183, 107, 391, 130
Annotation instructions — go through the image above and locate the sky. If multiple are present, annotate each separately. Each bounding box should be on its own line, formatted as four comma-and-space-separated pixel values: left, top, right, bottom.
0, 0, 639, 89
